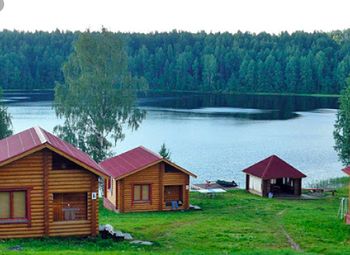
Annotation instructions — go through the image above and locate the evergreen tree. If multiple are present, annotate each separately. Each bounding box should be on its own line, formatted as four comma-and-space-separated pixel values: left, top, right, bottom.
159, 143, 171, 160
285, 57, 299, 93
202, 54, 217, 91
300, 55, 314, 93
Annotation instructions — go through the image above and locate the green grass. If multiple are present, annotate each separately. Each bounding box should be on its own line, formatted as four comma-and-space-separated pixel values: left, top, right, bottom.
1, 184, 350, 255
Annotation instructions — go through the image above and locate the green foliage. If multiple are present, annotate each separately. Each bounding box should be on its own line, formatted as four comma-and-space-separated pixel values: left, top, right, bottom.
54, 29, 148, 162
159, 143, 171, 160
334, 77, 350, 166
1, 30, 350, 94
0, 87, 13, 139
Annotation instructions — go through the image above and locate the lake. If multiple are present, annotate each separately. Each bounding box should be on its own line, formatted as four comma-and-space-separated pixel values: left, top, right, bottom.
3, 91, 344, 186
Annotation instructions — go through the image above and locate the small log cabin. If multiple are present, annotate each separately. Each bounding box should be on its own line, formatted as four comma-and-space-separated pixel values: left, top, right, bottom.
243, 155, 306, 197
0, 127, 107, 239
101, 146, 197, 213
342, 167, 350, 224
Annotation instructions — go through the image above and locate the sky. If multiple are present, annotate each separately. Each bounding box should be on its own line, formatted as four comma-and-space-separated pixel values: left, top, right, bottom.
0, 0, 349, 34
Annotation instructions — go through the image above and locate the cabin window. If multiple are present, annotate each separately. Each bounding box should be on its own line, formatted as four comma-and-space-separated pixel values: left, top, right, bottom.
270, 179, 277, 184
53, 193, 87, 221
164, 164, 181, 173
133, 184, 151, 203
52, 152, 84, 170
0, 190, 28, 222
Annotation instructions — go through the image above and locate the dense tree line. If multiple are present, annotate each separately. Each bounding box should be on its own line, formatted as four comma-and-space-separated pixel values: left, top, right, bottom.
1, 29, 350, 94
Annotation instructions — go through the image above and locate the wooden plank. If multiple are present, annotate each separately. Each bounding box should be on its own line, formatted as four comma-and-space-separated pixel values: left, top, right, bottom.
120, 180, 124, 213
90, 175, 97, 237
43, 149, 49, 236
159, 162, 164, 211
184, 175, 189, 209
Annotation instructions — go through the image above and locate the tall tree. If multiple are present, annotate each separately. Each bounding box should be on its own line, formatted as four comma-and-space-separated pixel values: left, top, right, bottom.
285, 57, 299, 93
0, 87, 13, 139
54, 29, 148, 162
334, 76, 350, 165
202, 54, 217, 91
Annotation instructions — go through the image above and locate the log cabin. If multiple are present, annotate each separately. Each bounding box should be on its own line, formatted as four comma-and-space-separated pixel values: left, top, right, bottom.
0, 127, 108, 239
101, 146, 197, 213
243, 155, 306, 197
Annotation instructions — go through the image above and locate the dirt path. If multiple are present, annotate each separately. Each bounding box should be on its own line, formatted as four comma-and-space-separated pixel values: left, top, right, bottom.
277, 210, 303, 252
280, 225, 302, 251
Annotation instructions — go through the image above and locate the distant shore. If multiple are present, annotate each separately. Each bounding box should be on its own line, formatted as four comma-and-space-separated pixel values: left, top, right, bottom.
2, 88, 340, 98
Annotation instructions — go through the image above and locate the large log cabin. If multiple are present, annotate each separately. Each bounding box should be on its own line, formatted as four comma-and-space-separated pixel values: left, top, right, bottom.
243, 155, 306, 197
0, 127, 107, 239
101, 146, 197, 213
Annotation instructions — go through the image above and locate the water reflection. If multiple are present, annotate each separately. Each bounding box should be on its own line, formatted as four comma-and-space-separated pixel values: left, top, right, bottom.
142, 107, 299, 120
140, 92, 338, 120
4, 91, 338, 121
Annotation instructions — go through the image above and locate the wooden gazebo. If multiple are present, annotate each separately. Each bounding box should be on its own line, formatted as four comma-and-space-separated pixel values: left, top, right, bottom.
243, 155, 306, 197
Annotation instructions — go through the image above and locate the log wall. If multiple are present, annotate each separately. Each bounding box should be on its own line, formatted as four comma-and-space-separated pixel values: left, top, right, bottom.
114, 162, 190, 213
0, 149, 99, 239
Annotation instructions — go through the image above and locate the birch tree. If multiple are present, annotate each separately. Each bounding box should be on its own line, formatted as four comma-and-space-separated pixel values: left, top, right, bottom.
54, 29, 147, 162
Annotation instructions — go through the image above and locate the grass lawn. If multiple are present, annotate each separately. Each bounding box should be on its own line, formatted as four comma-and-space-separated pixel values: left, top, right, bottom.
1, 185, 350, 255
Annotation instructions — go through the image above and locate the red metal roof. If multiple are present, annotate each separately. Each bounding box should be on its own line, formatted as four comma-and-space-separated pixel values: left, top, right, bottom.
100, 146, 162, 178
0, 127, 106, 177
242, 155, 306, 179
342, 166, 350, 176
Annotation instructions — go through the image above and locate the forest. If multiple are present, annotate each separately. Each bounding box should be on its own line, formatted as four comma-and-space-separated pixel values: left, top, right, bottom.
0, 29, 350, 94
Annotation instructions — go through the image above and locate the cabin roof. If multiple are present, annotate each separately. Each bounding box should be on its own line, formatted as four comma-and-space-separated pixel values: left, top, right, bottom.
342, 166, 350, 176
100, 146, 197, 179
0, 127, 107, 178
242, 155, 306, 180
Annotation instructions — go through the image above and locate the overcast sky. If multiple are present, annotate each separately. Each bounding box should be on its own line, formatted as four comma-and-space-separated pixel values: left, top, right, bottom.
0, 0, 349, 34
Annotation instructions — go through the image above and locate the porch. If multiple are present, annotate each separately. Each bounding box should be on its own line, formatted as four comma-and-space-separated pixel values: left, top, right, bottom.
163, 185, 184, 210
266, 177, 302, 197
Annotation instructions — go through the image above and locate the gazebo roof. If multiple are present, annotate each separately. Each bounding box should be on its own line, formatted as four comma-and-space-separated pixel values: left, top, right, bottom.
242, 155, 306, 180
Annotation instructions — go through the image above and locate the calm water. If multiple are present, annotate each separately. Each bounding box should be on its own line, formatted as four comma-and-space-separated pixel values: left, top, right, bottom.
3, 92, 343, 186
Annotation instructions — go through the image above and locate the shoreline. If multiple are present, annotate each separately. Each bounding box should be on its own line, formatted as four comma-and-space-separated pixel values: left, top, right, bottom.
2, 88, 340, 98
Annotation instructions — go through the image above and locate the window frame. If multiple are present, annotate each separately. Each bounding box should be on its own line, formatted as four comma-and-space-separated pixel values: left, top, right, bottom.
132, 184, 152, 205
0, 187, 32, 225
